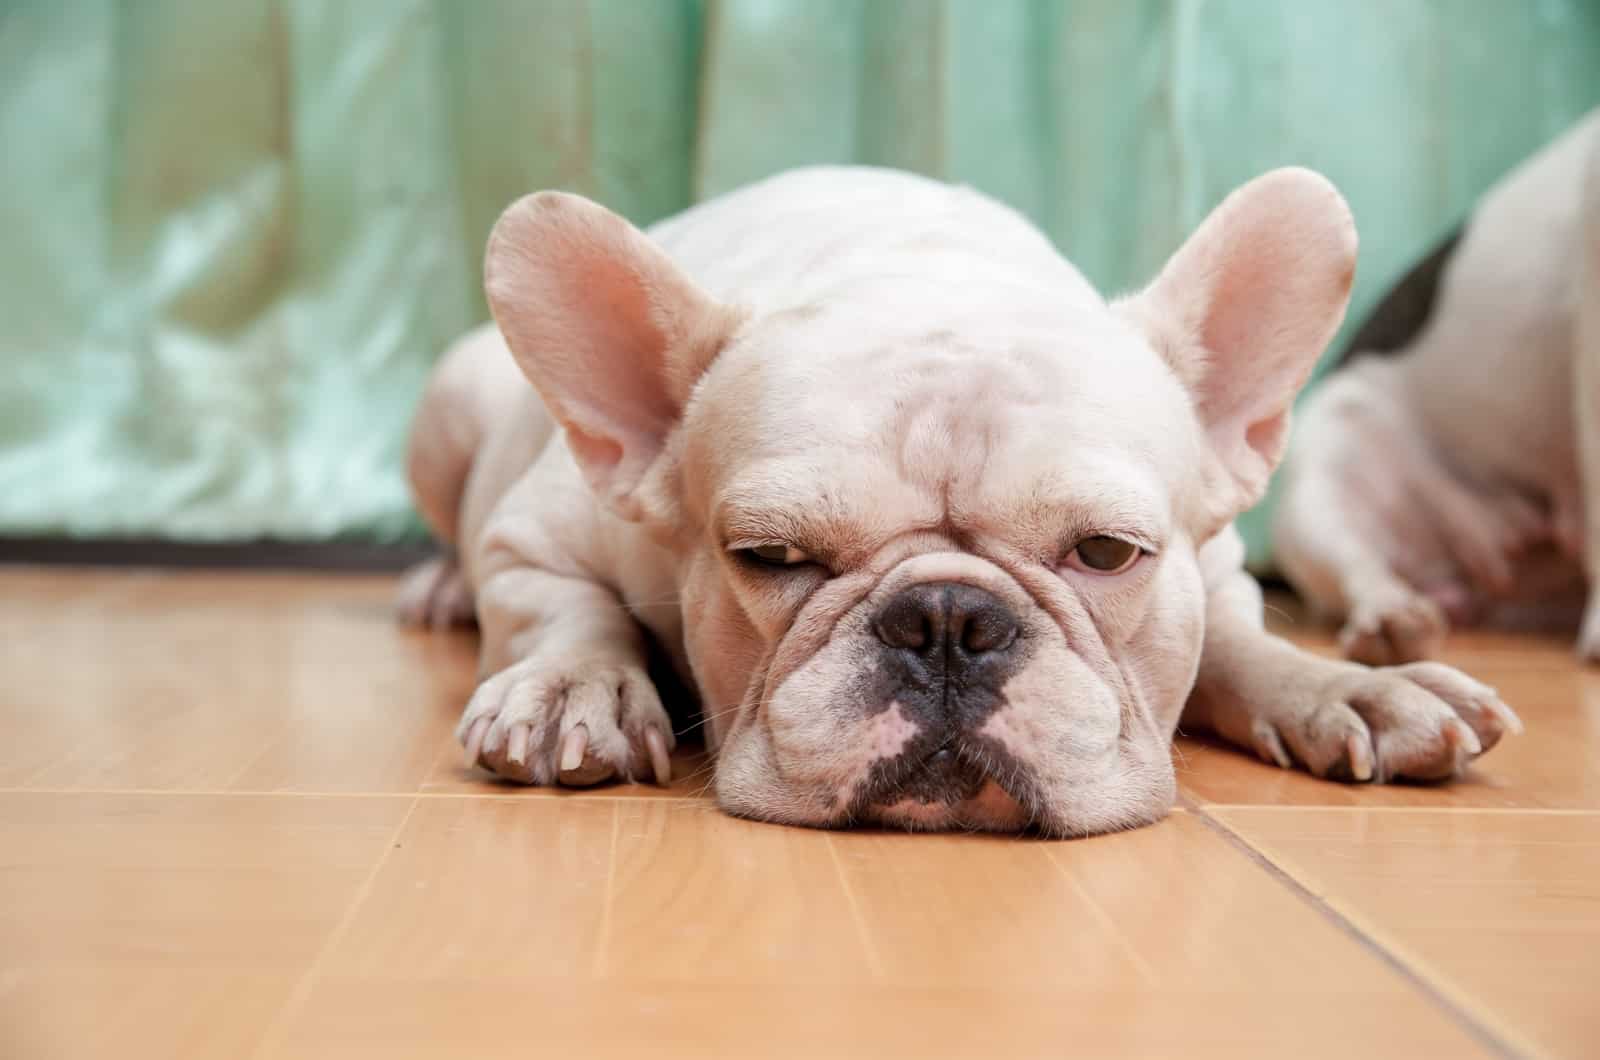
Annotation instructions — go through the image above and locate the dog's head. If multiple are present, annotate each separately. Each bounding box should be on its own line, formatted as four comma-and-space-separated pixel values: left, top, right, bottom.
485, 170, 1355, 835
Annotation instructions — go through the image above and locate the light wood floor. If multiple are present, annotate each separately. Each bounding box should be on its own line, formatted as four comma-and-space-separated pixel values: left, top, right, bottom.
2, 568, 1596, 1059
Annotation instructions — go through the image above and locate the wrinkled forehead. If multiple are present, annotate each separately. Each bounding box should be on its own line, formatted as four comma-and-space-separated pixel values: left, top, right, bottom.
684, 304, 1200, 546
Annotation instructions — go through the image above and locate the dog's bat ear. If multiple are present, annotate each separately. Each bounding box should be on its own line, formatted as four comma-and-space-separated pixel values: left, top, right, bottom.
484, 192, 742, 520
1116, 167, 1357, 519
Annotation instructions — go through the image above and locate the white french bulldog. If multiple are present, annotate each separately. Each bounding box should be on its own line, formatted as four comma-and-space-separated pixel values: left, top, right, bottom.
1273, 109, 1600, 664
399, 165, 1519, 836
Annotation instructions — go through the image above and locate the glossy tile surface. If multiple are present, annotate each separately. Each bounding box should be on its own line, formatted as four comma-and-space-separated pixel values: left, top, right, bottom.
2, 568, 1593, 1057
264, 808, 1480, 1059
1210, 807, 1600, 1059
3, 572, 471, 792
0, 790, 408, 1060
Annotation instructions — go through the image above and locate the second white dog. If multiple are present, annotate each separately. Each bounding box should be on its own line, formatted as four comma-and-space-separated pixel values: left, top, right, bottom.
1274, 110, 1600, 663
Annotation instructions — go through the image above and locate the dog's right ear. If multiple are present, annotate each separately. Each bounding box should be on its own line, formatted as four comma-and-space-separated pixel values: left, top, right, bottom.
1116, 167, 1357, 532
484, 192, 741, 520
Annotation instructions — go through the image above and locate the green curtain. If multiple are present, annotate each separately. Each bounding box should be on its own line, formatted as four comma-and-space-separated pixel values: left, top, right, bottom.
3, 1, 1597, 560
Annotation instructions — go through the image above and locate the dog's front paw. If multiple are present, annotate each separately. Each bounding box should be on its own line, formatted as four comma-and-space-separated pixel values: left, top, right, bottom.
456, 657, 674, 786
1338, 590, 1447, 666
1250, 661, 1521, 783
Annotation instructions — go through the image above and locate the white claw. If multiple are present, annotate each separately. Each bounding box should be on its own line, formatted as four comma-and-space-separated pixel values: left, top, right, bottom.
507, 724, 529, 767
463, 716, 490, 769
1447, 717, 1483, 758
1346, 733, 1374, 782
559, 724, 589, 773
645, 725, 672, 785
1250, 719, 1291, 769
1486, 697, 1524, 736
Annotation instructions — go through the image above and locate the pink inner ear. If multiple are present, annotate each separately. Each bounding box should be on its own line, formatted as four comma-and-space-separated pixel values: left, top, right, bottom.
1192, 226, 1352, 501
562, 253, 679, 449
565, 425, 624, 479
1202, 239, 1284, 363
1243, 416, 1285, 462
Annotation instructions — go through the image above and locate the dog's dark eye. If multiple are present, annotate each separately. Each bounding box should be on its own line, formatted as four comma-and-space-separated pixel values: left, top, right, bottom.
738, 543, 811, 567
1064, 535, 1141, 575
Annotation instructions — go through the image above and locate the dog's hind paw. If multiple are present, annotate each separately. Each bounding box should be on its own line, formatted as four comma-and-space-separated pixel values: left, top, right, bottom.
1338, 590, 1446, 666
395, 555, 476, 630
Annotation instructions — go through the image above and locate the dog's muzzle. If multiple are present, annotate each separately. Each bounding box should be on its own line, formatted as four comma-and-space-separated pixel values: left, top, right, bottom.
859, 581, 1026, 808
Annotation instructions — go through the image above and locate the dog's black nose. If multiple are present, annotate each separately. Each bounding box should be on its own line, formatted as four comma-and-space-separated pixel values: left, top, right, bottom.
874, 582, 1019, 660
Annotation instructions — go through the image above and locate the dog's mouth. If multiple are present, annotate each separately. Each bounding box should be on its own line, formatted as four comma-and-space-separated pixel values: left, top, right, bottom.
850, 742, 1032, 832
885, 745, 988, 804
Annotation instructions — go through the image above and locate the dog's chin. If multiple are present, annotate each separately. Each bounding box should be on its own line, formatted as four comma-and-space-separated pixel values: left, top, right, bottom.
860, 779, 1031, 833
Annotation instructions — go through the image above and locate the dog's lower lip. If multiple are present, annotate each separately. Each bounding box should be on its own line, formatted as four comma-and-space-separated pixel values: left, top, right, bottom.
882, 744, 986, 805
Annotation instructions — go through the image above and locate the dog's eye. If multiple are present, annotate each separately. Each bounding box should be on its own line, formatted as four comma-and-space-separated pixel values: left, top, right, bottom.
1063, 535, 1141, 575
738, 543, 812, 567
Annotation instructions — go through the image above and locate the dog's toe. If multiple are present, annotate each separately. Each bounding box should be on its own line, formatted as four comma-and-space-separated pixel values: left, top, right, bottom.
1391, 661, 1520, 754
1270, 700, 1376, 781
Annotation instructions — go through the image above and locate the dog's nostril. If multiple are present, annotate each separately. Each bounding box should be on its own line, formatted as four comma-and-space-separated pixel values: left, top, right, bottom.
874, 591, 934, 651
961, 605, 1017, 654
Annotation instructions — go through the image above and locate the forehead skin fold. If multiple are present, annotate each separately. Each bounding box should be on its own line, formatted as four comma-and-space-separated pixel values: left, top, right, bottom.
682, 305, 1202, 559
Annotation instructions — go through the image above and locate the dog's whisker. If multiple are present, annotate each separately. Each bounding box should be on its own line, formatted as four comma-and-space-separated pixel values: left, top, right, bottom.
672, 701, 744, 737
1262, 602, 1297, 626
618, 597, 686, 612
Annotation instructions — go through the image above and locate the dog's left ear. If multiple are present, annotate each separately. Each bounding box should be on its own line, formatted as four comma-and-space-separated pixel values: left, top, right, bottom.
1117, 167, 1356, 523
484, 191, 741, 520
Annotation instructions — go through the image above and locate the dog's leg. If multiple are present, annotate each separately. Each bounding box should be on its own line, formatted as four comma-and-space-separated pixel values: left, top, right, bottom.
1273, 374, 1452, 665
1274, 361, 1544, 663
1573, 135, 1600, 659
1185, 530, 1520, 781
1274, 461, 1448, 666
455, 563, 674, 787
397, 325, 531, 629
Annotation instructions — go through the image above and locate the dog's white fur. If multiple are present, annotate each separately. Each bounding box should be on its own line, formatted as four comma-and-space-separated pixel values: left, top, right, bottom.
1274, 110, 1600, 664
401, 166, 1519, 836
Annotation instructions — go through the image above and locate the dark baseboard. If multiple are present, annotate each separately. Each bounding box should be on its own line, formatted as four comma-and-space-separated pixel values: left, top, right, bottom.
0, 536, 437, 572
0, 535, 1299, 586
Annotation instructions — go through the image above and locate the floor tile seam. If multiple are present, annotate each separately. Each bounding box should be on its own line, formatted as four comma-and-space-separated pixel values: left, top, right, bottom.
1190, 805, 1529, 1059
246, 793, 424, 1059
